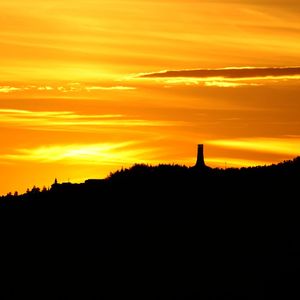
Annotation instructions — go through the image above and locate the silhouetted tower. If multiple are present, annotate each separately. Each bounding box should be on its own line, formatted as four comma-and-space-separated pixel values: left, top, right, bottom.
195, 144, 206, 168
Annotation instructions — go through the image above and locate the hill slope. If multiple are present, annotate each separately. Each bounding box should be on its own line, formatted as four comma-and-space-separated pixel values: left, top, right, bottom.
1, 158, 300, 299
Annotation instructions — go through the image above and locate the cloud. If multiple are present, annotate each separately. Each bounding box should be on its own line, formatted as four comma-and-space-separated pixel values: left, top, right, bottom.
84, 86, 136, 91
0, 109, 182, 132
0, 142, 157, 165
0, 86, 22, 93
139, 66, 300, 79
0, 84, 136, 94
207, 137, 300, 157
203, 81, 261, 88
136, 66, 300, 88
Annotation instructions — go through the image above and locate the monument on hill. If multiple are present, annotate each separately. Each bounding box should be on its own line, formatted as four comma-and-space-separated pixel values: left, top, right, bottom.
195, 144, 206, 168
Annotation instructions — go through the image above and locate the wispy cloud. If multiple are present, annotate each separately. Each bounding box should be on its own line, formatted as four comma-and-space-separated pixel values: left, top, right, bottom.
0, 86, 22, 93
0, 109, 182, 131
137, 66, 300, 88
139, 67, 300, 79
84, 86, 136, 91
204, 81, 261, 88
147, 77, 263, 88
0, 84, 136, 94
207, 137, 300, 157
0, 142, 157, 165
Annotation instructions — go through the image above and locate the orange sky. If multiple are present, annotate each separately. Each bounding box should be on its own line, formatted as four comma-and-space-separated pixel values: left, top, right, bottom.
1, 0, 300, 195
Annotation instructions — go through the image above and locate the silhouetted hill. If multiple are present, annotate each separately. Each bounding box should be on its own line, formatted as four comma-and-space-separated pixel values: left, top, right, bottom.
1, 158, 300, 299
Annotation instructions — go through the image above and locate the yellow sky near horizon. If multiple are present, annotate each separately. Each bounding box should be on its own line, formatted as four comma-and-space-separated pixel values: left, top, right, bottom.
1, 0, 300, 195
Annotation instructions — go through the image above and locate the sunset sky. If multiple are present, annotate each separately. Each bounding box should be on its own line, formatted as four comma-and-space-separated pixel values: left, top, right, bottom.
1, 0, 300, 195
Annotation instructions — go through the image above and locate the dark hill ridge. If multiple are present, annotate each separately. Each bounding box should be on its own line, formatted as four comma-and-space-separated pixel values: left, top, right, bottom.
1, 157, 300, 299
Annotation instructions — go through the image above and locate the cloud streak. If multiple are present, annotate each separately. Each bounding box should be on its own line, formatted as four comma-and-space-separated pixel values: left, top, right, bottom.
0, 109, 183, 132
139, 67, 300, 79
0, 142, 157, 165
0, 84, 136, 94
207, 137, 300, 157
0, 86, 22, 93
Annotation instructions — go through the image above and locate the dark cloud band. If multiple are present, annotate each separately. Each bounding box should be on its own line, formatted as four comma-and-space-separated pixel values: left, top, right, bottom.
140, 67, 300, 79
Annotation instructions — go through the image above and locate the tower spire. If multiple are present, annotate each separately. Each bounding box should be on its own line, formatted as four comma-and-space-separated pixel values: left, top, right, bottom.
195, 144, 206, 168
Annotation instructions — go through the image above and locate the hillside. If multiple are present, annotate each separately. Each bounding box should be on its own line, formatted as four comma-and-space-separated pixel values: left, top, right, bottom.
1, 158, 300, 299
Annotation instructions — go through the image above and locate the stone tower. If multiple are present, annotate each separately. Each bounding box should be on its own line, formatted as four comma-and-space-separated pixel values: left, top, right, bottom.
195, 144, 206, 168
